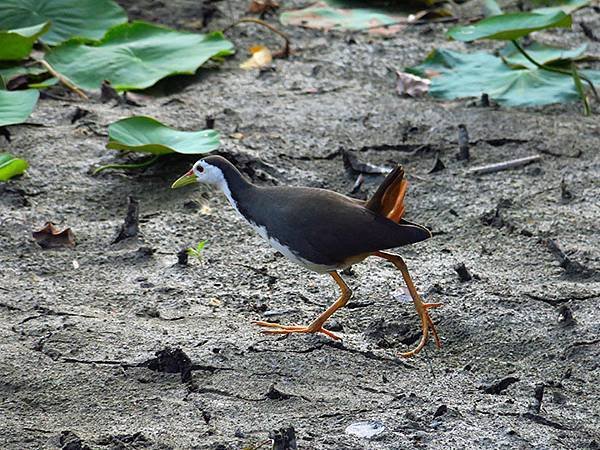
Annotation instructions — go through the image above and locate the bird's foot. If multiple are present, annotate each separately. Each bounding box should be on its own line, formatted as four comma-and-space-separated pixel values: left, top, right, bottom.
401, 301, 442, 358
253, 321, 341, 340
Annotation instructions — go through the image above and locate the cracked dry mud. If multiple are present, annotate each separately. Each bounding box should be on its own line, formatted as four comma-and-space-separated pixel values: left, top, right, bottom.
1, 1, 599, 449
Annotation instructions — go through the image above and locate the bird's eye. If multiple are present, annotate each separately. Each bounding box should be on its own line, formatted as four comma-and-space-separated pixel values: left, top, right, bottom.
196, 165, 204, 173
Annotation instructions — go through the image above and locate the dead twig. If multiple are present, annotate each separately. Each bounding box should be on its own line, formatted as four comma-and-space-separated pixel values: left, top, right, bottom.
223, 17, 290, 58
36, 59, 89, 100
467, 154, 541, 176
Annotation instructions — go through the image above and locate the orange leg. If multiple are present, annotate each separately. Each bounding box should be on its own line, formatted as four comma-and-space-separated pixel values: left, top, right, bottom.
254, 271, 352, 340
374, 251, 441, 357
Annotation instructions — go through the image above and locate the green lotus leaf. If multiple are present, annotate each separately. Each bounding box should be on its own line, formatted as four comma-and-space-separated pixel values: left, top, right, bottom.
0, 89, 39, 127
0, 153, 29, 181
408, 48, 600, 107
0, 22, 50, 61
0, 0, 127, 45
45, 22, 235, 91
500, 42, 587, 69
107, 116, 221, 155
447, 11, 571, 41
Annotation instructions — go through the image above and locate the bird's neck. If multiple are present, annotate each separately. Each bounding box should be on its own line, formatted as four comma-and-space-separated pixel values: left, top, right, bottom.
216, 163, 255, 215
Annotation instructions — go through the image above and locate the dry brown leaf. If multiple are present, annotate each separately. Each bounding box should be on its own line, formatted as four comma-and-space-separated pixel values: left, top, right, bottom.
33, 222, 75, 249
395, 71, 430, 97
248, 0, 279, 14
240, 45, 272, 70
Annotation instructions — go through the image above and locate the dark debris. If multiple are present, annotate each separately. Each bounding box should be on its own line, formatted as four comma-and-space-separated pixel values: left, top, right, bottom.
144, 347, 193, 383
480, 376, 519, 395
113, 196, 140, 244
270, 426, 297, 450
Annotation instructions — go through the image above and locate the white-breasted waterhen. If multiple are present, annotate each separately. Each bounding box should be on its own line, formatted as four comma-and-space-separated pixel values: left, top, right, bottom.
172, 156, 440, 357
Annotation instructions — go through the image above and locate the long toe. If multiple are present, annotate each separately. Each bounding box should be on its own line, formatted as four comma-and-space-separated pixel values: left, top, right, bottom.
400, 307, 441, 357
253, 321, 306, 330
253, 321, 341, 340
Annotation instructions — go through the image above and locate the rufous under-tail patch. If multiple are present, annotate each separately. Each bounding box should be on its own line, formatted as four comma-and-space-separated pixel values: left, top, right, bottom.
365, 165, 409, 224
386, 178, 408, 223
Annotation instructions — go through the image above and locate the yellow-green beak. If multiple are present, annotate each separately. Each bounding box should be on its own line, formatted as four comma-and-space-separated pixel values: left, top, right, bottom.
171, 169, 197, 189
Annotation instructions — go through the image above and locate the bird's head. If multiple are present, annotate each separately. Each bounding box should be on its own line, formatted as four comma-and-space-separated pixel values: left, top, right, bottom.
171, 156, 229, 189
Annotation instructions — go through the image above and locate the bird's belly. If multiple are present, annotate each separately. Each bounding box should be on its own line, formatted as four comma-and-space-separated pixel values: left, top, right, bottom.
248, 220, 338, 273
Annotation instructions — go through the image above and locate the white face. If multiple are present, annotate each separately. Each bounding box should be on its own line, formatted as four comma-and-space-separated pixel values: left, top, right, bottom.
192, 160, 226, 186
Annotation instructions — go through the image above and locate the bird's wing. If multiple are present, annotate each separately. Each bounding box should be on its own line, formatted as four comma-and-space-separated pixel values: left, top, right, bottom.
250, 187, 430, 266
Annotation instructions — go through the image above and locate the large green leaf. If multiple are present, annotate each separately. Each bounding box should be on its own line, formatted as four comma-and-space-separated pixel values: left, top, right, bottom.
0, 89, 39, 127
500, 42, 587, 69
0, 153, 28, 181
107, 116, 221, 155
45, 22, 235, 91
0, 22, 50, 61
0, 0, 127, 45
408, 48, 600, 106
447, 11, 571, 41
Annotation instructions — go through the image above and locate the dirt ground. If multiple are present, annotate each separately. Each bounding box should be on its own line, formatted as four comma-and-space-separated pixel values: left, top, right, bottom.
1, 1, 599, 449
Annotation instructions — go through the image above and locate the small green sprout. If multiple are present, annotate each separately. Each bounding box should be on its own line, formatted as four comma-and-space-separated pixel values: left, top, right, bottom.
186, 240, 207, 261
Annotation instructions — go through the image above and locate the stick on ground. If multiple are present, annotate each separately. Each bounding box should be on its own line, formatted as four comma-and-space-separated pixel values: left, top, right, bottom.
467, 155, 541, 176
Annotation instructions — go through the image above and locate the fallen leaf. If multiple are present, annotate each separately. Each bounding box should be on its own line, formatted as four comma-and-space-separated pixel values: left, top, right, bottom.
33, 222, 75, 249
396, 71, 430, 97
280, 1, 448, 36
248, 0, 279, 14
208, 298, 222, 307
240, 45, 273, 70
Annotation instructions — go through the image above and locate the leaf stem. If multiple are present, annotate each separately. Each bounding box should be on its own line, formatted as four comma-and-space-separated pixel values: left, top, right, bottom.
36, 59, 89, 100
93, 155, 161, 175
571, 62, 591, 116
223, 18, 290, 58
510, 40, 598, 102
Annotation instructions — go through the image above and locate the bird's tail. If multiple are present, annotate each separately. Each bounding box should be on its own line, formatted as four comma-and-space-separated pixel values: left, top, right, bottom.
365, 165, 409, 223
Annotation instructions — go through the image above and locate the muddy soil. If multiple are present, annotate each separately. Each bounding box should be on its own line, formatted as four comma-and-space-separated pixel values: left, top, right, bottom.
1, 1, 599, 449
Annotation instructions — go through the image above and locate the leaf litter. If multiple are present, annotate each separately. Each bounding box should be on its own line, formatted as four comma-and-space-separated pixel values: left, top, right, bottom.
33, 222, 76, 249
240, 45, 273, 70
280, 0, 451, 35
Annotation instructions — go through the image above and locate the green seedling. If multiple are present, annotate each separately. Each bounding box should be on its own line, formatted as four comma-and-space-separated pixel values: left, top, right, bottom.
0, 153, 28, 181
186, 240, 207, 262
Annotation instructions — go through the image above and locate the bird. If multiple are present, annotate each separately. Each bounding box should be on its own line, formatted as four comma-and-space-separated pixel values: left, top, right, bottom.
172, 155, 441, 357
